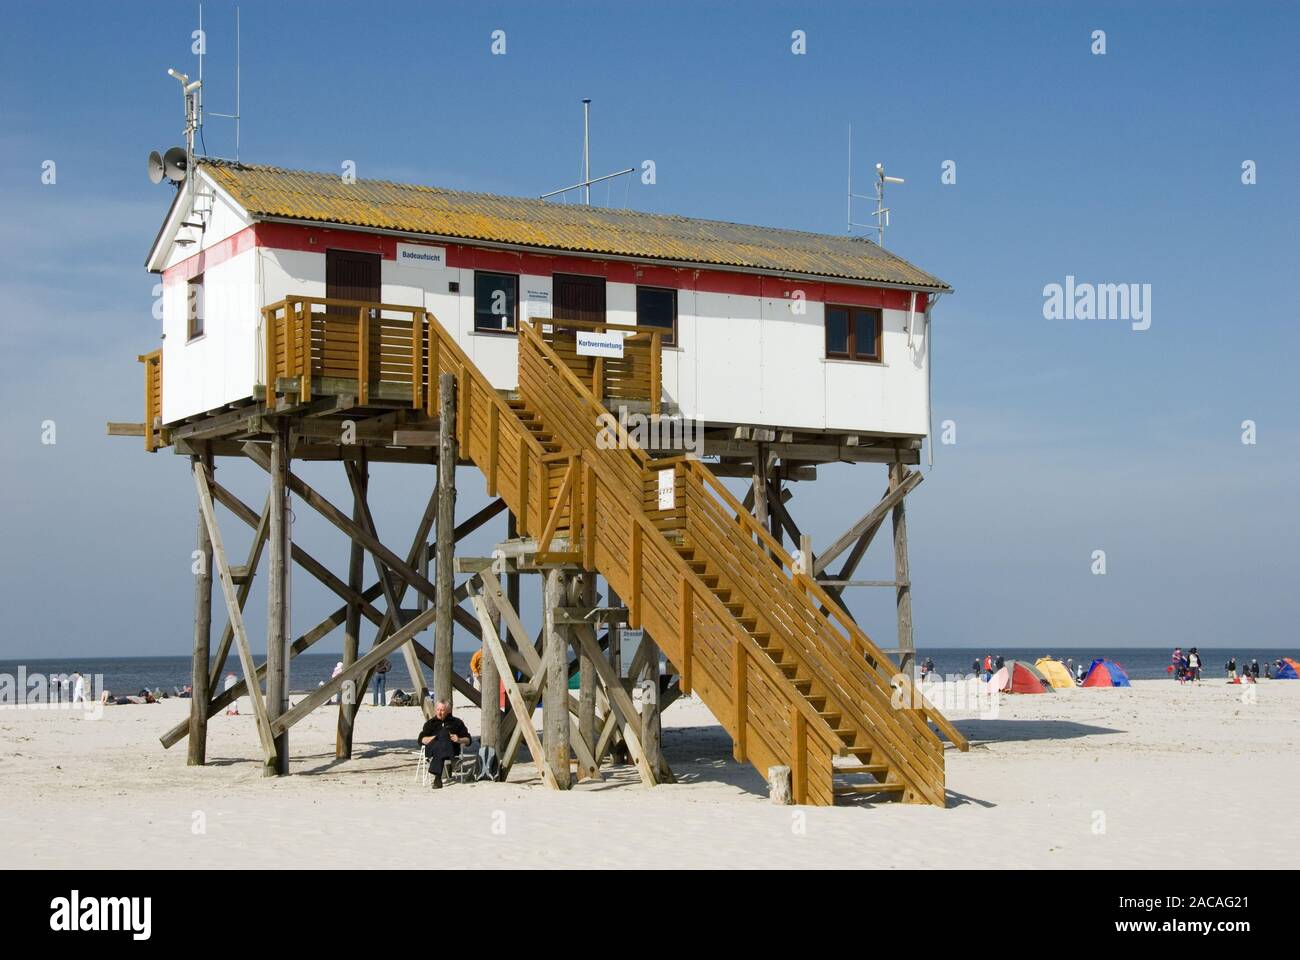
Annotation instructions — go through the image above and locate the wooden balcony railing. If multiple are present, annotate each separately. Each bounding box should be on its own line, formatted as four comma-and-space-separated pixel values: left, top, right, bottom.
262, 297, 427, 408
539, 318, 663, 413
138, 349, 164, 452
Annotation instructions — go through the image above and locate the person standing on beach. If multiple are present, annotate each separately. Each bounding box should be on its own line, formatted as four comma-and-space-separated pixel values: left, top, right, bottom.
1250, 659, 1260, 680
971, 658, 980, 677
1187, 648, 1202, 683
71, 672, 86, 705
1226, 656, 1237, 679
223, 672, 239, 715
374, 657, 391, 706
469, 649, 483, 691
329, 661, 344, 704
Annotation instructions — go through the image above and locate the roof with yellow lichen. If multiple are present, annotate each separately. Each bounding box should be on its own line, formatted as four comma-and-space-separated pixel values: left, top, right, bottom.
200, 160, 949, 291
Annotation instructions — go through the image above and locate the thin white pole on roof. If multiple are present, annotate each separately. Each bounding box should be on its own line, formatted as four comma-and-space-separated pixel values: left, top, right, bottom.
540, 99, 633, 204
583, 99, 591, 205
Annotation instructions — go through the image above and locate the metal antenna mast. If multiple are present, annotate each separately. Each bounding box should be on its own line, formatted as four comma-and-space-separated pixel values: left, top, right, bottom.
846, 124, 905, 247
873, 162, 905, 248
541, 98, 634, 204
583, 98, 591, 205
205, 5, 243, 159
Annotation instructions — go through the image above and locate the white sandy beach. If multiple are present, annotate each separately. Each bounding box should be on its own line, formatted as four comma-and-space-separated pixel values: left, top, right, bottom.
1, 678, 1296, 869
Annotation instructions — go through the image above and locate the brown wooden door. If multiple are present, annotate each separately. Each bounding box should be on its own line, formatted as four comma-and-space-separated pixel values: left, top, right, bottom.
326, 249, 381, 304
325, 250, 382, 390
553, 273, 606, 327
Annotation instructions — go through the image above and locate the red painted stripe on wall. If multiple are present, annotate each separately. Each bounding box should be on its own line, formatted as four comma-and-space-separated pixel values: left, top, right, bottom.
166, 220, 929, 311
161, 226, 257, 283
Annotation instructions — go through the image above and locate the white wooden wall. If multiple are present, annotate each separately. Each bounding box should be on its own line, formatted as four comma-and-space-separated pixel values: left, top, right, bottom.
158, 190, 930, 435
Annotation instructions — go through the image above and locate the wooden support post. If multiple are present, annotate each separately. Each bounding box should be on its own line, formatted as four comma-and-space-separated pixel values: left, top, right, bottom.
435, 372, 457, 704
263, 306, 277, 407
650, 331, 662, 413
542, 569, 572, 789
337, 450, 367, 758
606, 584, 628, 765
506, 513, 521, 640
628, 522, 642, 628
479, 586, 501, 756
752, 445, 769, 554
678, 579, 693, 697
732, 643, 748, 762
577, 573, 598, 779
266, 421, 290, 776
357, 306, 370, 406
790, 706, 808, 804
187, 449, 214, 765
890, 462, 915, 673
641, 633, 665, 779
769, 460, 783, 549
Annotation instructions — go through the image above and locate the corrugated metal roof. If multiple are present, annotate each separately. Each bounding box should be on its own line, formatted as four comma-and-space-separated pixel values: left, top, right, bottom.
201, 161, 949, 291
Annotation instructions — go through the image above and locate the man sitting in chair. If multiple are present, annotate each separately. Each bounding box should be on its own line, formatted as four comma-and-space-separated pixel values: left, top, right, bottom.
418, 699, 471, 789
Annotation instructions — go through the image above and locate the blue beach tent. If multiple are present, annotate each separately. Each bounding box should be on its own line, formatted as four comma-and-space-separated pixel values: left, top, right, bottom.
1081, 658, 1131, 687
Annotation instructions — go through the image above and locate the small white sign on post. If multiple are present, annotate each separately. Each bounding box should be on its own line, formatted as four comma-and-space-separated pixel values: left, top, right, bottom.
657, 468, 675, 511
395, 243, 448, 269
575, 330, 625, 358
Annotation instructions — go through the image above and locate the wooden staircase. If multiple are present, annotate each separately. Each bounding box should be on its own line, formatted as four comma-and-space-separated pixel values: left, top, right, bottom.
676, 541, 906, 802
421, 314, 967, 805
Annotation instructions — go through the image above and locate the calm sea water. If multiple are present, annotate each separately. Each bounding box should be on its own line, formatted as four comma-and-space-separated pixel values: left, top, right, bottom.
0, 652, 474, 701
3, 646, 1294, 702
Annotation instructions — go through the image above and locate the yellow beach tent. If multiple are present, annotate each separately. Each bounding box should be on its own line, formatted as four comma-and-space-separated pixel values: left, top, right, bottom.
1035, 658, 1075, 688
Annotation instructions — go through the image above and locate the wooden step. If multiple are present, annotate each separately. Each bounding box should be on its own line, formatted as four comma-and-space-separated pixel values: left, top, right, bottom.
834, 763, 888, 777
833, 782, 905, 796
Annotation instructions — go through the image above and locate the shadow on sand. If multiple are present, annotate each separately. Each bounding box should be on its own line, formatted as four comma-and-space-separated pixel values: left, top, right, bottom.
952, 717, 1124, 745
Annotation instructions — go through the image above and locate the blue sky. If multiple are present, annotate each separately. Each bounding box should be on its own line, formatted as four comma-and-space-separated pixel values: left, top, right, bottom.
1, 1, 1297, 658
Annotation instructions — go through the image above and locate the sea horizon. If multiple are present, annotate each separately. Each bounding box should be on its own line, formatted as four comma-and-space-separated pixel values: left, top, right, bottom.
4, 645, 1295, 698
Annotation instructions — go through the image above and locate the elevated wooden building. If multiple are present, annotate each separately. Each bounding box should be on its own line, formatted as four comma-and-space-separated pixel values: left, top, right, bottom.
118, 160, 966, 804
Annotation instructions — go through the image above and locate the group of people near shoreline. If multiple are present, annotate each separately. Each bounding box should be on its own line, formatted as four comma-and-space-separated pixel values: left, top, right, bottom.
40, 671, 194, 706
1169, 647, 1286, 684
1222, 655, 1282, 683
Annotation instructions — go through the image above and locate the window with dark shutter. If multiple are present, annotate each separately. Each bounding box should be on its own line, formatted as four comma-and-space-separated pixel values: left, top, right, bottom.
554, 274, 606, 328
187, 274, 205, 341
824, 304, 882, 362
636, 286, 676, 345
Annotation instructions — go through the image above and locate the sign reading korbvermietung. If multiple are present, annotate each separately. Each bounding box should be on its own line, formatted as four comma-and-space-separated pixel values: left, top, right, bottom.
576, 330, 625, 358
